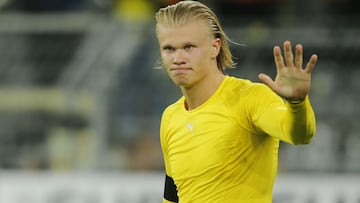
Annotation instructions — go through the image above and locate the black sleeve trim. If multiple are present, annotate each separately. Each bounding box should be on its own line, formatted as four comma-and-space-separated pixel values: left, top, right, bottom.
164, 174, 178, 202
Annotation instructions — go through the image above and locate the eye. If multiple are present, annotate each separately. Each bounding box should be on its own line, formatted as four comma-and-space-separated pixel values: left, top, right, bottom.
184, 44, 194, 50
163, 46, 175, 52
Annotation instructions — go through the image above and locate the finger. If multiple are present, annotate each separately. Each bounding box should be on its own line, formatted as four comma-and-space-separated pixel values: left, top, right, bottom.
273, 46, 285, 71
283, 41, 294, 67
294, 44, 303, 69
258, 73, 275, 89
305, 54, 318, 73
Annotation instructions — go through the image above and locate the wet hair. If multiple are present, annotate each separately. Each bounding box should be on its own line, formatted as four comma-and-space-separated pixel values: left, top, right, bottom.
155, 0, 236, 73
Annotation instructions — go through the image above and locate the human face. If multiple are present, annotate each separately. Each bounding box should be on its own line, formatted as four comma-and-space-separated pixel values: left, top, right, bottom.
157, 20, 220, 88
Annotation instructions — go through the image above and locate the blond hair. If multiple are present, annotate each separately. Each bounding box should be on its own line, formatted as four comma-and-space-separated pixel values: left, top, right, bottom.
155, 0, 235, 73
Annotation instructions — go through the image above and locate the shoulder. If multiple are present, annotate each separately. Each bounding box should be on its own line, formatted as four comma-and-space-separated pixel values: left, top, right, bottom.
160, 97, 184, 139
161, 97, 184, 119
222, 76, 283, 114
223, 76, 272, 97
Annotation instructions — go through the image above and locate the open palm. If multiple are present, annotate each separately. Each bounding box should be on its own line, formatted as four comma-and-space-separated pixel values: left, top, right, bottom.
258, 41, 318, 101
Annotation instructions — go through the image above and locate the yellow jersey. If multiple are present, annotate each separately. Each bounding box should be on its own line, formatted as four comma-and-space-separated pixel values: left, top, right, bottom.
160, 76, 316, 203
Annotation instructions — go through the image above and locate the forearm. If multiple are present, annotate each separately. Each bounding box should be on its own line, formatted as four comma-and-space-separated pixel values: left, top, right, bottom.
255, 96, 316, 144
283, 96, 316, 144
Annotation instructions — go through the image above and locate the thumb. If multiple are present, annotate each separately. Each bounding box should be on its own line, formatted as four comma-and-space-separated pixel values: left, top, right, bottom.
258, 73, 275, 88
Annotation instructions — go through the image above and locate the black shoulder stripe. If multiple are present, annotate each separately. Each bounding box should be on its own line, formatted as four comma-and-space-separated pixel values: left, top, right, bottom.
164, 174, 179, 202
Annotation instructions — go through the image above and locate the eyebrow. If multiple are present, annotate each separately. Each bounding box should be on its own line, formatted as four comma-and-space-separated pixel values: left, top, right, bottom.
162, 41, 197, 49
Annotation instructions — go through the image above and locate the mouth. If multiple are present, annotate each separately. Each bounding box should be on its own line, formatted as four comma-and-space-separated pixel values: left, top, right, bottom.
169, 67, 192, 75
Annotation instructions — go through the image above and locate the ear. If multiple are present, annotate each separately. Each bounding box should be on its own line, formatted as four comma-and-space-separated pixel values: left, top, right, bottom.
211, 38, 221, 59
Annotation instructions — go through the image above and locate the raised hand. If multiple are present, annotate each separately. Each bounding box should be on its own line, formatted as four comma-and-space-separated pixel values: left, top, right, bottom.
258, 41, 318, 101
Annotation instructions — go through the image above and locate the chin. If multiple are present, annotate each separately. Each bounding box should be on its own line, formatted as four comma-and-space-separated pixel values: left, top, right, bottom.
173, 80, 191, 88
172, 76, 188, 84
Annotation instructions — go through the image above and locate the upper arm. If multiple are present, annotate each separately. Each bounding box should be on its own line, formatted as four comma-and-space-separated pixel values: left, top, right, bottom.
160, 110, 179, 202
160, 109, 172, 174
163, 175, 178, 203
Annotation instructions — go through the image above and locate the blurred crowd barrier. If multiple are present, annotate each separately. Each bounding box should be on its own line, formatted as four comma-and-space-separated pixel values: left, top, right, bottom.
0, 171, 360, 203
0, 0, 359, 175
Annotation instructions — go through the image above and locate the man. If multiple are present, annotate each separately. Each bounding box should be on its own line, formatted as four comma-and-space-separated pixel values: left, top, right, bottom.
155, 1, 318, 202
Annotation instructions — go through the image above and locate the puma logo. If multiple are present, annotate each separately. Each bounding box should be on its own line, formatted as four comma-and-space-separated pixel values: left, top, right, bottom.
186, 123, 193, 132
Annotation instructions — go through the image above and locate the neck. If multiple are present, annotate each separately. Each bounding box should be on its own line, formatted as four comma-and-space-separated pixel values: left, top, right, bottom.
181, 73, 225, 110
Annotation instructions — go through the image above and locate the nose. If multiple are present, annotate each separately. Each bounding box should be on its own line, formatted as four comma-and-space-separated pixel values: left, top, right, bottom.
172, 50, 186, 65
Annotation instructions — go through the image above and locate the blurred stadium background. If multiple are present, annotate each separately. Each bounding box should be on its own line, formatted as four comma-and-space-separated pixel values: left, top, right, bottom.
0, 0, 359, 202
